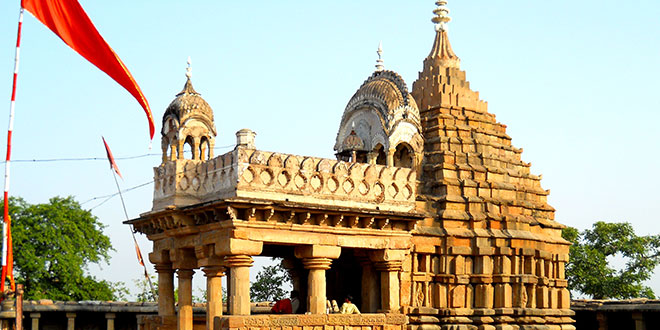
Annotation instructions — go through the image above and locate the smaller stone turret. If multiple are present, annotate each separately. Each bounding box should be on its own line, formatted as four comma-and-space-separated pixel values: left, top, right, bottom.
161, 58, 217, 164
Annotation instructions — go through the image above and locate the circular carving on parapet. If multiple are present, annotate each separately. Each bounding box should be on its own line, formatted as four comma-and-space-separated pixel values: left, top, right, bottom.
179, 176, 189, 191
260, 169, 273, 185
343, 178, 355, 194
242, 167, 255, 183
294, 174, 307, 189
277, 171, 290, 187
373, 182, 384, 197
327, 177, 339, 192
402, 184, 412, 200
310, 175, 323, 192
364, 165, 378, 181
333, 162, 348, 177
379, 166, 395, 181
267, 154, 283, 167
191, 176, 201, 191
394, 168, 409, 182
317, 159, 333, 173
373, 182, 385, 203
358, 181, 370, 195
301, 157, 315, 173
284, 155, 301, 171
250, 151, 267, 165
388, 183, 399, 198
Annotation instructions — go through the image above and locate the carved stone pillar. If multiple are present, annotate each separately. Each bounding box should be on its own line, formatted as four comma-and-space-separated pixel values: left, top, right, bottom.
358, 258, 379, 313
494, 252, 512, 308
302, 258, 333, 314
155, 263, 176, 318
370, 249, 407, 312
295, 245, 341, 314
105, 313, 116, 330
224, 255, 254, 315
177, 269, 194, 330
387, 148, 395, 166
30, 313, 40, 330
596, 312, 608, 330
192, 138, 200, 160
203, 266, 226, 330
633, 312, 645, 330
66, 313, 76, 330
177, 140, 185, 159
375, 260, 403, 312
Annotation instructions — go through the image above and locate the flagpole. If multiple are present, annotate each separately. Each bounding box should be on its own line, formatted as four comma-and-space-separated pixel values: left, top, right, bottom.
109, 168, 157, 299
2, 7, 25, 294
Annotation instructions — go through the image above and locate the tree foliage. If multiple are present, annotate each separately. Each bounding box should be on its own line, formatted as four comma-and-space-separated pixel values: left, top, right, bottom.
8, 196, 119, 300
250, 263, 291, 302
134, 275, 158, 302
562, 222, 660, 299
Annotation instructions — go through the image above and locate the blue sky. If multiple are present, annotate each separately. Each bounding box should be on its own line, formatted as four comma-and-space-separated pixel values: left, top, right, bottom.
1, 1, 659, 298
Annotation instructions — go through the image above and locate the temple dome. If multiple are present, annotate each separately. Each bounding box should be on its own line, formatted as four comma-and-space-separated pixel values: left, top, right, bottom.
161, 76, 217, 163
162, 78, 216, 136
334, 70, 423, 167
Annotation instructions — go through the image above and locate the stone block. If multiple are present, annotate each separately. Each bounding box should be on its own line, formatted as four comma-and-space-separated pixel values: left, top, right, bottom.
370, 249, 409, 262
215, 239, 263, 256
295, 245, 341, 259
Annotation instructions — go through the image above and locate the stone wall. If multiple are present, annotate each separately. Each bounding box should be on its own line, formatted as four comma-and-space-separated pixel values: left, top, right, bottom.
217, 314, 407, 330
152, 147, 416, 214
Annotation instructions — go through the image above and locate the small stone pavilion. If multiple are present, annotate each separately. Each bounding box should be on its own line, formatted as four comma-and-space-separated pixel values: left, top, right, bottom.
128, 2, 573, 329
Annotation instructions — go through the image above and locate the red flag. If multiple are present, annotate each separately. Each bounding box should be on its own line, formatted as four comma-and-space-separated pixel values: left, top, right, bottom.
102, 136, 122, 179
21, 0, 155, 139
134, 239, 145, 266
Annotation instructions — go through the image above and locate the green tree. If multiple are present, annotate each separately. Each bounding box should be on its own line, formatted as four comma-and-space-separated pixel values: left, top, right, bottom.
7, 196, 119, 300
135, 275, 158, 302
562, 222, 660, 299
250, 263, 291, 302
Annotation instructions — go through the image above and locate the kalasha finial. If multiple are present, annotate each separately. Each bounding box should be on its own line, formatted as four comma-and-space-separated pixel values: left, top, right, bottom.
375, 41, 384, 72
185, 56, 192, 79
432, 1, 451, 32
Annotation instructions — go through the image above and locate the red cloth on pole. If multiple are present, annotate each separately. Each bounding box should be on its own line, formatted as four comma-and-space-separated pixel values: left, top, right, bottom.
21, 0, 155, 139
102, 137, 122, 179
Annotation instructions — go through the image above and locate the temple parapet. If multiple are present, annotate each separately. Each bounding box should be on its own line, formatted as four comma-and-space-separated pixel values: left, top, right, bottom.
152, 146, 418, 213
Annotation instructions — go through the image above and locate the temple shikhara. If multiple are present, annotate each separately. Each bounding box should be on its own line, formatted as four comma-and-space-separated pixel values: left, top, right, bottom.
127, 2, 574, 329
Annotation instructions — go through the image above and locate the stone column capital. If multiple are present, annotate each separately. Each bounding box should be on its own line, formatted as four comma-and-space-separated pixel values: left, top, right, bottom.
294, 245, 341, 259
202, 265, 226, 277
375, 260, 403, 272
154, 263, 174, 274
177, 269, 194, 279
105, 313, 116, 319
302, 257, 333, 270
224, 255, 254, 268
29, 313, 40, 318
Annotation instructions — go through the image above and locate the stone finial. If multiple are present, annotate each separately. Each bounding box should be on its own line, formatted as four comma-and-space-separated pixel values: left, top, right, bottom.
375, 41, 384, 72
186, 56, 192, 79
236, 129, 256, 149
432, 0, 451, 32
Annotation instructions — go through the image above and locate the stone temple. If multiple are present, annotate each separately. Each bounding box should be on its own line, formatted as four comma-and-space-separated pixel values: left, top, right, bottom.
128, 2, 574, 329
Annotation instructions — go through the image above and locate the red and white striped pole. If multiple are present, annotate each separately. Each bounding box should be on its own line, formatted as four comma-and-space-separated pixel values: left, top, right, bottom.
2, 7, 24, 293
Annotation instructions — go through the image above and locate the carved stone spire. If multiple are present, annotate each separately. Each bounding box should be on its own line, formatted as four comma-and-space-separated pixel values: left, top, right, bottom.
179, 56, 198, 95
375, 42, 384, 72
432, 1, 451, 32
426, 1, 459, 69
411, 0, 485, 113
